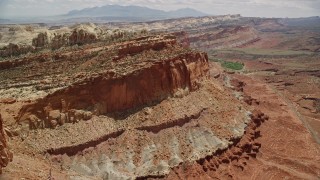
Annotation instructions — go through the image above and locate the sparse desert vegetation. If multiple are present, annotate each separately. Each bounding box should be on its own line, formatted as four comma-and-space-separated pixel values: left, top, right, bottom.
221, 61, 244, 70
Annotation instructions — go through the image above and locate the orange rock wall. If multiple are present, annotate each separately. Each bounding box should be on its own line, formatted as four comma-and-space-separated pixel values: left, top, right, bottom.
18, 51, 209, 127
0, 114, 13, 174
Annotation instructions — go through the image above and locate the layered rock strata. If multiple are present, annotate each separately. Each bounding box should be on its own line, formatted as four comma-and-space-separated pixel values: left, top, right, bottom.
15, 35, 209, 130
0, 34, 251, 179
0, 114, 13, 174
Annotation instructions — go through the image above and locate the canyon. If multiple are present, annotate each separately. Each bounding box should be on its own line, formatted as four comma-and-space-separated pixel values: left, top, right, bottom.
0, 15, 319, 179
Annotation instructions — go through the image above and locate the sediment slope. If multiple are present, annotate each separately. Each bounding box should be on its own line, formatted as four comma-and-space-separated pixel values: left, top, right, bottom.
0, 34, 252, 179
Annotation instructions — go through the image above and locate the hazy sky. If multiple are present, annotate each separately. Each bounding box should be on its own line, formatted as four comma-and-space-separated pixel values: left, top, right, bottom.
0, 0, 320, 18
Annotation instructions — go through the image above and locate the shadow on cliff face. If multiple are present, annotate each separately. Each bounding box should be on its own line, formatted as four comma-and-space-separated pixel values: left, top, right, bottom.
106, 100, 161, 120
16, 46, 209, 130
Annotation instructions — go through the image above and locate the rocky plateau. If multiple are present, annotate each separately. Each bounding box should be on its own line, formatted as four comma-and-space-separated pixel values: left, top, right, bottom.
0, 15, 319, 180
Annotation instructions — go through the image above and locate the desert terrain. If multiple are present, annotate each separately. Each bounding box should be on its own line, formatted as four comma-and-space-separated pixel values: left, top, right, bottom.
0, 15, 319, 180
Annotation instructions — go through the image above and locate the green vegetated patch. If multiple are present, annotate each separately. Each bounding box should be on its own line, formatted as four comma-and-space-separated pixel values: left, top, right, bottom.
210, 58, 244, 71
221, 61, 244, 70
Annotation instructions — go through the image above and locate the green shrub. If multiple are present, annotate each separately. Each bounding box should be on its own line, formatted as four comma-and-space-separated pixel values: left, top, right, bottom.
221, 61, 244, 70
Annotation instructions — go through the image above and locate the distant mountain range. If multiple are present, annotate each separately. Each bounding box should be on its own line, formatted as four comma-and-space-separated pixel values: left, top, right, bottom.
65, 5, 208, 21
0, 5, 208, 24
280, 16, 320, 27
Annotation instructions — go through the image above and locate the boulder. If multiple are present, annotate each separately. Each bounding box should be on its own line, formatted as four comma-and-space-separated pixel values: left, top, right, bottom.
28, 114, 42, 129
49, 110, 60, 120
48, 110, 61, 128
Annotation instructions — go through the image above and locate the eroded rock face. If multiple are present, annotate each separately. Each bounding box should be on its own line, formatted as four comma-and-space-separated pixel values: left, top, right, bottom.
166, 108, 267, 179
173, 25, 259, 51
16, 35, 209, 130
0, 114, 13, 174
0, 33, 274, 179
0, 24, 103, 57
5, 34, 252, 179
50, 33, 69, 49
69, 29, 97, 45
32, 81, 250, 179
0, 43, 35, 57
33, 28, 97, 50
117, 35, 177, 58
32, 32, 50, 48
19, 53, 209, 129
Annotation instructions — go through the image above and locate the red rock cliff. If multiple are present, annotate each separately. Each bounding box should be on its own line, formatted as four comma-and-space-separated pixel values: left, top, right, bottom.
16, 35, 209, 129
0, 114, 13, 174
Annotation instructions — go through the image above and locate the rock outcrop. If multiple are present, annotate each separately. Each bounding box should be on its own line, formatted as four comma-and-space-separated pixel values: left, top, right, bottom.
69, 28, 97, 45
1, 17, 320, 180
0, 114, 13, 174
15, 35, 209, 129
32, 26, 98, 50
32, 32, 50, 48
0, 43, 35, 57
50, 33, 69, 49
0, 33, 255, 179
166, 108, 268, 179
0, 23, 104, 57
